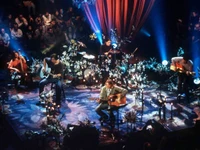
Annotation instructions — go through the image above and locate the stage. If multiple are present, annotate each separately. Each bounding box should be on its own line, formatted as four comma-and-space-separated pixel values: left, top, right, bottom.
1, 79, 198, 149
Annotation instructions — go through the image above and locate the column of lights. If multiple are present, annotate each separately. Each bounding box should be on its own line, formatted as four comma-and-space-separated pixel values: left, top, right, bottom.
170, 103, 174, 120
163, 97, 166, 121
141, 89, 144, 122
45, 101, 60, 124
84, 71, 99, 84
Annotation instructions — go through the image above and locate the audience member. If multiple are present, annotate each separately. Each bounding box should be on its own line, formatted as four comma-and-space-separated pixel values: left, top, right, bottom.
42, 12, 52, 26
11, 23, 23, 41
23, 0, 36, 15
0, 28, 10, 48
15, 14, 28, 29
0, 2, 88, 62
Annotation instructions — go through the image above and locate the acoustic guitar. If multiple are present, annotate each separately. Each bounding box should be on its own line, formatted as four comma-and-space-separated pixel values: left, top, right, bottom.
40, 63, 51, 79
40, 63, 61, 79
170, 62, 195, 76
89, 93, 126, 107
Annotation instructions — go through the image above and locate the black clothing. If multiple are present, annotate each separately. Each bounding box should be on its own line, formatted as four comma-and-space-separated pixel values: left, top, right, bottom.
177, 73, 192, 103
100, 44, 112, 55
39, 58, 64, 105
45, 57, 64, 77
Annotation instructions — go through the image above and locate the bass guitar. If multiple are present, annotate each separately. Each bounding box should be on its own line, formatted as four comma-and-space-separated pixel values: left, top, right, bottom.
89, 93, 126, 107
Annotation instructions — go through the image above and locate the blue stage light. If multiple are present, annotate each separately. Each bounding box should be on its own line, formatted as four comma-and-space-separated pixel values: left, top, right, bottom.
82, 4, 103, 45
140, 28, 151, 37
150, 3, 167, 62
162, 60, 168, 66
191, 43, 200, 78
112, 43, 117, 49
11, 41, 29, 61
95, 30, 103, 45
194, 78, 200, 85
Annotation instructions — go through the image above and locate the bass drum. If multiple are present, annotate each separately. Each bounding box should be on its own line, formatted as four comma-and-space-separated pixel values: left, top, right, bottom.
84, 68, 95, 79
83, 67, 101, 85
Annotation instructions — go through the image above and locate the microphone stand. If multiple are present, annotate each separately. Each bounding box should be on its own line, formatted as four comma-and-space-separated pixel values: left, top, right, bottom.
141, 89, 144, 122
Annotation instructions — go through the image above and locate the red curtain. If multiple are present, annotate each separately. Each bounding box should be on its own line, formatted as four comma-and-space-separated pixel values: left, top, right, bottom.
95, 0, 156, 38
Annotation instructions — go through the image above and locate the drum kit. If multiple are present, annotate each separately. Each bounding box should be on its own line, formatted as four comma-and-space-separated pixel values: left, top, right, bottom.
29, 40, 148, 89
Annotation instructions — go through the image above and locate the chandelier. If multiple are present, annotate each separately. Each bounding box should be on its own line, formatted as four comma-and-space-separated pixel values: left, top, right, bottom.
73, 0, 96, 7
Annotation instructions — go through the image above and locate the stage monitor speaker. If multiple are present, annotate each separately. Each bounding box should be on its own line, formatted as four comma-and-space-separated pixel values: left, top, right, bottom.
62, 125, 99, 150
142, 119, 168, 136
124, 119, 168, 150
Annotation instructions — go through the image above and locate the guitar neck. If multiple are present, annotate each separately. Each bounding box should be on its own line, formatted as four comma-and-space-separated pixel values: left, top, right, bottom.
176, 68, 195, 75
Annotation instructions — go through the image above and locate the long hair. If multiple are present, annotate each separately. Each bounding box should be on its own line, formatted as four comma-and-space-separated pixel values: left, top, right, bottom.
11, 51, 20, 60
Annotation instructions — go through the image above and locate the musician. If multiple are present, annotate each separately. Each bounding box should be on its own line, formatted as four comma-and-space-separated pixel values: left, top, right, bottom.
8, 51, 27, 73
95, 79, 128, 123
171, 54, 193, 102
0, 28, 11, 65
39, 53, 64, 106
99, 38, 112, 84
100, 38, 121, 69
100, 38, 112, 55
8, 51, 27, 87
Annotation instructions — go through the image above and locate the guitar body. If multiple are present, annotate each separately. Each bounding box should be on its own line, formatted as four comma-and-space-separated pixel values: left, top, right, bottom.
40, 63, 51, 79
108, 93, 126, 107
170, 63, 195, 76
89, 93, 127, 107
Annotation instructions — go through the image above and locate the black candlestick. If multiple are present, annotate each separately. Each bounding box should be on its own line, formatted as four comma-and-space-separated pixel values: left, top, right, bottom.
169, 103, 174, 121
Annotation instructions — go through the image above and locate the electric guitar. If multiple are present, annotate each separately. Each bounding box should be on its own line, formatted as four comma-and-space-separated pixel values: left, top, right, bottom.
170, 63, 195, 76
89, 93, 126, 107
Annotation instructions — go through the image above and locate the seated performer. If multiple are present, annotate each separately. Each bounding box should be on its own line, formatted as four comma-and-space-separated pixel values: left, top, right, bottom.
39, 53, 64, 106
95, 79, 128, 123
100, 38, 112, 55
99, 38, 112, 85
8, 51, 28, 87
171, 54, 193, 103
100, 38, 121, 69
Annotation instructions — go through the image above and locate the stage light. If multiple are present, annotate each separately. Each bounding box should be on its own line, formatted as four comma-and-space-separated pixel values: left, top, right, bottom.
150, 3, 167, 62
81, 4, 103, 45
192, 55, 200, 78
177, 47, 184, 56
194, 78, 200, 85
162, 60, 168, 66
95, 30, 103, 45
112, 43, 117, 49
140, 28, 151, 37
146, 125, 153, 130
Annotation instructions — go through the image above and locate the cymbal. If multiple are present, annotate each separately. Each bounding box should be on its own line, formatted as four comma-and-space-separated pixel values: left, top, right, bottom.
194, 78, 200, 85
63, 45, 67, 48
128, 57, 139, 64
78, 51, 86, 55
83, 54, 95, 59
